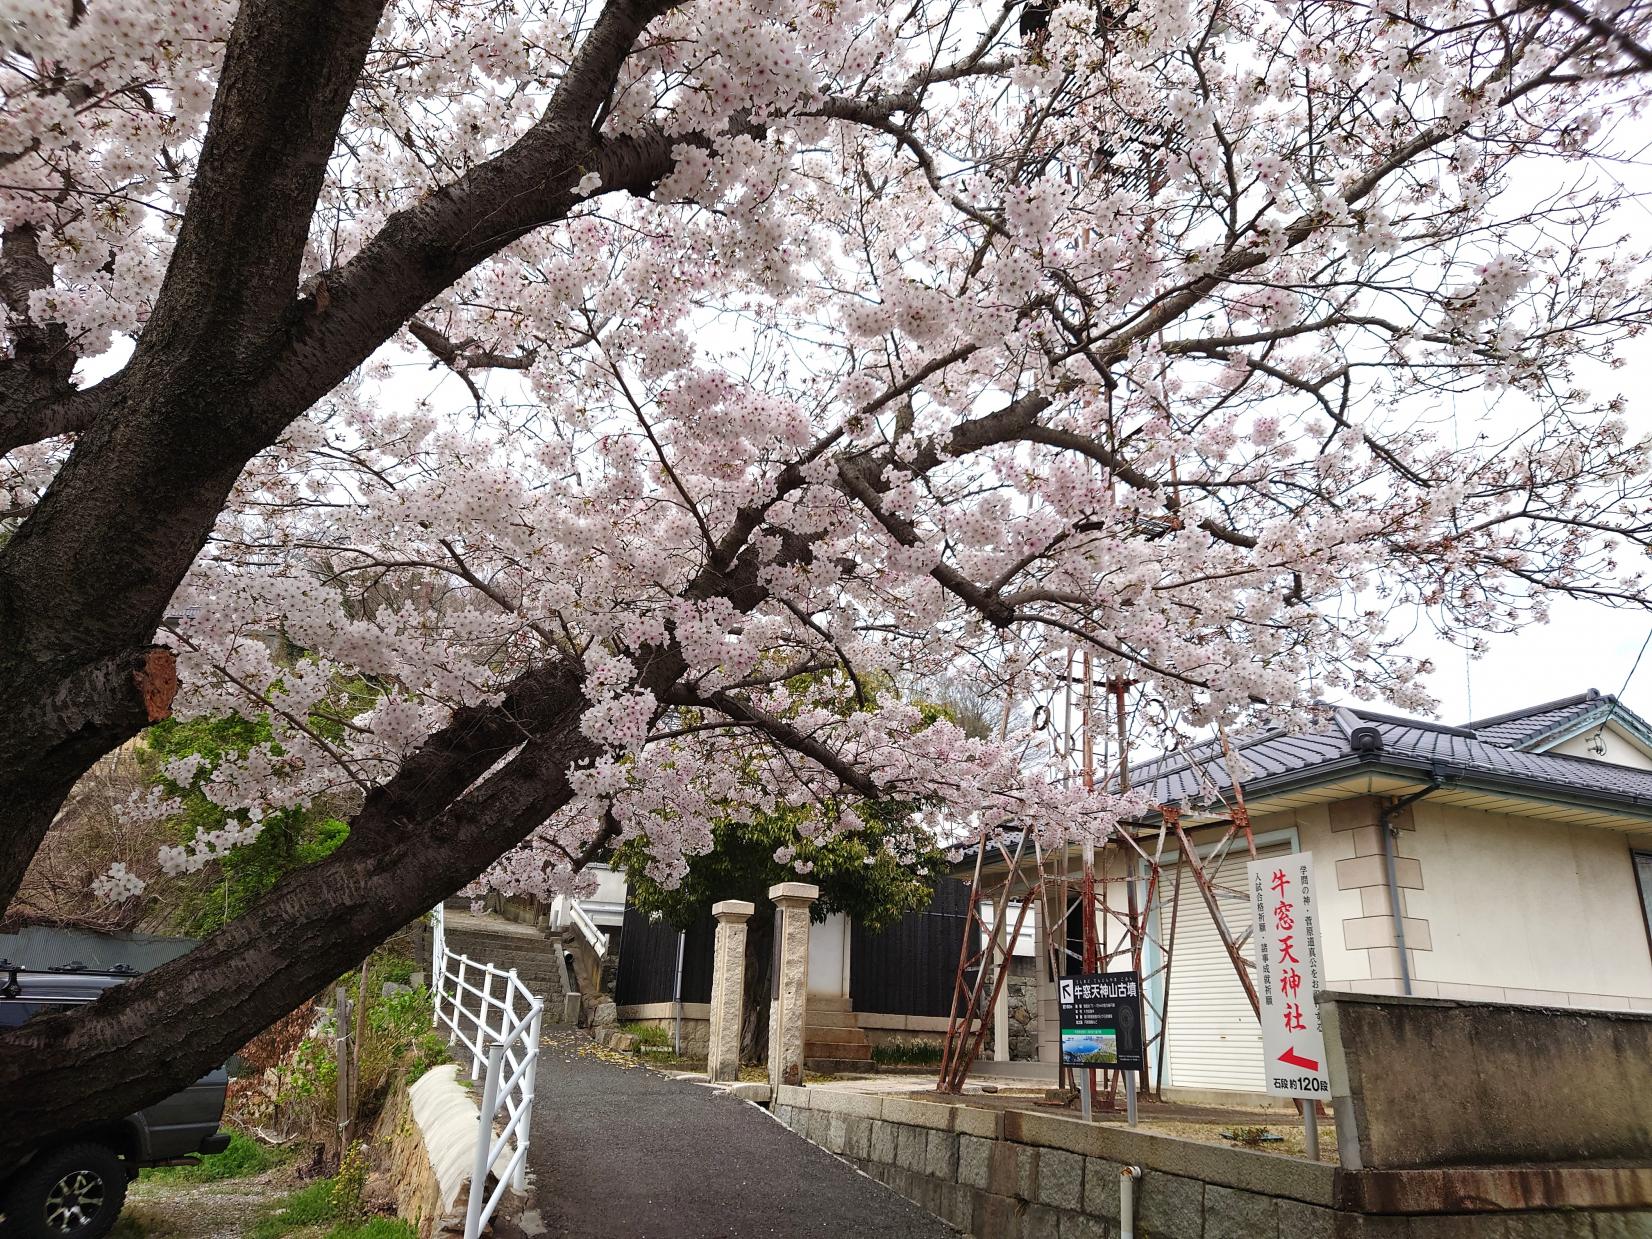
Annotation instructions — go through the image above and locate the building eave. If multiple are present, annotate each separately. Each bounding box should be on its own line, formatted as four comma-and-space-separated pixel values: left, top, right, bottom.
1159, 752, 1652, 831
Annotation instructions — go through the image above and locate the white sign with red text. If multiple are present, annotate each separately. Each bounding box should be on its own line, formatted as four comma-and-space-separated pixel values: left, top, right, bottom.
1247, 851, 1331, 1097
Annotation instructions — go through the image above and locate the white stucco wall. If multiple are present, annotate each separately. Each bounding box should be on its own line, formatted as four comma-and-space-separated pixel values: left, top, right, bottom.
1548, 723, 1652, 771
1271, 804, 1378, 990
807, 910, 850, 998
1147, 798, 1652, 1094
1405, 803, 1652, 1009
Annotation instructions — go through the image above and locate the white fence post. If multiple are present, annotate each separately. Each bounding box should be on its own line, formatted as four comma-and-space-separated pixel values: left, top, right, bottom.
475, 967, 493, 1078
465, 1042, 504, 1239
431, 904, 445, 1027
450, 956, 466, 1050
514, 1003, 543, 1191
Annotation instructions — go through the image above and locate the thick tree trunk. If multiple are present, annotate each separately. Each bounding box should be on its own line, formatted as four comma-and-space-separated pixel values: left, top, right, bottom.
0, 0, 709, 1158
0, 0, 388, 909
0, 659, 602, 1162
739, 906, 776, 1066
0, 0, 684, 914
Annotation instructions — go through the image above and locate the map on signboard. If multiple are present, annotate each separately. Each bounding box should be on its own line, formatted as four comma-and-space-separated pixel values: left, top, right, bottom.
1057, 970, 1144, 1071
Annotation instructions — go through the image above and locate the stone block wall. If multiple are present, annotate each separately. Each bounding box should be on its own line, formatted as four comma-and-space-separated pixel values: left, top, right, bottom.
1007, 957, 1041, 1061
767, 1086, 1652, 1238
375, 1065, 447, 1237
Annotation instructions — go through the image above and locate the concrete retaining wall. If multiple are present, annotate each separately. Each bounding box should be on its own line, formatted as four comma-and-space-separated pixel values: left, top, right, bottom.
768, 1086, 1652, 1238
1322, 991, 1652, 1171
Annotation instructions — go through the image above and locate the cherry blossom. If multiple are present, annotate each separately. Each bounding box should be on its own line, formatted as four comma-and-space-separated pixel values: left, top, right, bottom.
4, 0, 1652, 905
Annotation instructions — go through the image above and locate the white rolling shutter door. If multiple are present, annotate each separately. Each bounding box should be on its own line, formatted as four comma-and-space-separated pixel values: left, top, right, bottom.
1163, 842, 1289, 1093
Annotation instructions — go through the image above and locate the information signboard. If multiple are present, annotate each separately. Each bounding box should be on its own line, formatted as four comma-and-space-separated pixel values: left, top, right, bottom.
1247, 851, 1331, 1097
1057, 970, 1144, 1071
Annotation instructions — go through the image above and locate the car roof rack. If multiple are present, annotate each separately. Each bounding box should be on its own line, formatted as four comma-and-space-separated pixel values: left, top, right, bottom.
0, 959, 145, 986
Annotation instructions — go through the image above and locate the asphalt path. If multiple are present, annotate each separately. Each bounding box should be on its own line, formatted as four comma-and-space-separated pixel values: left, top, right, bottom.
526, 1034, 959, 1239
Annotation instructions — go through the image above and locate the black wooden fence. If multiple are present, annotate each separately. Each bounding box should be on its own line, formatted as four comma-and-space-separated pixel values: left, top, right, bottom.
849, 879, 978, 1017
614, 879, 980, 1017
613, 906, 715, 1006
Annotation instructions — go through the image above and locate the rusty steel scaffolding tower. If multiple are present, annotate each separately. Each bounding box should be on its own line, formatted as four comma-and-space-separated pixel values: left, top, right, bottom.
937, 657, 1266, 1100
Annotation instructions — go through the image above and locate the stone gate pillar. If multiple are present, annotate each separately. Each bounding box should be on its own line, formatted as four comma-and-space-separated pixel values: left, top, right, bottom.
767, 881, 819, 1088
707, 899, 754, 1083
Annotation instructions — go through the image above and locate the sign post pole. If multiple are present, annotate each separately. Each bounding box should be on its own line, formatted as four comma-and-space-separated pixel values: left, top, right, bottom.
1058, 970, 1144, 1127
1247, 851, 1332, 1160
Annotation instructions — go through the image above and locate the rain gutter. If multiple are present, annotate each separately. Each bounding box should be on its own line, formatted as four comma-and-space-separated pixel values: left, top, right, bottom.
1377, 784, 1438, 997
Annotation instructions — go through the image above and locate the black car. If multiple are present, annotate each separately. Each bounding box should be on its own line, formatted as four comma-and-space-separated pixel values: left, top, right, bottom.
0, 963, 230, 1239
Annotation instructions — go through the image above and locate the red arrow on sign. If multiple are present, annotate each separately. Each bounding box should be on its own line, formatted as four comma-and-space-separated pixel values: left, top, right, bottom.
1278, 1046, 1320, 1071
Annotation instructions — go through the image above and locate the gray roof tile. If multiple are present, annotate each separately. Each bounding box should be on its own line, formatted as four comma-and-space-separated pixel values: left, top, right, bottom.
1131, 697, 1652, 816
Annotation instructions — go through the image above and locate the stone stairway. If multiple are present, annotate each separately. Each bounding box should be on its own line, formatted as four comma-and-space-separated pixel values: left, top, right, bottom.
439, 902, 570, 1021
804, 995, 875, 1073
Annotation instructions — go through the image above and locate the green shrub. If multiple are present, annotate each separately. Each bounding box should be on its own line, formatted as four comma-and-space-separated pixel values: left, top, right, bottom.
143, 1127, 285, 1183
405, 1031, 452, 1084
870, 1037, 944, 1067
357, 985, 445, 1115
274, 1028, 340, 1140
373, 955, 418, 987
332, 1142, 368, 1229
275, 981, 447, 1142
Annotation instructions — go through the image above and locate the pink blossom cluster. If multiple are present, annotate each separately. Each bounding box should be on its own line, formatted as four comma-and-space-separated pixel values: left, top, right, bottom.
9, 0, 1647, 900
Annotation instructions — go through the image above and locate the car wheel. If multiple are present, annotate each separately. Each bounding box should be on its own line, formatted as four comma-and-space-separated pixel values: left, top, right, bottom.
2, 1143, 128, 1239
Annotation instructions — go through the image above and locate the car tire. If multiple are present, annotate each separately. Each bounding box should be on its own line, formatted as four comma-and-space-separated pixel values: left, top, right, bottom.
2, 1143, 128, 1239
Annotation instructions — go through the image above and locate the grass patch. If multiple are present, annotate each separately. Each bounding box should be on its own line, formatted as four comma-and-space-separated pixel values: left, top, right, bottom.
246, 1175, 416, 1239
1223, 1125, 1277, 1148
329, 1220, 417, 1239
618, 1021, 672, 1049
249, 1179, 338, 1239
404, 1029, 452, 1084
143, 1128, 287, 1183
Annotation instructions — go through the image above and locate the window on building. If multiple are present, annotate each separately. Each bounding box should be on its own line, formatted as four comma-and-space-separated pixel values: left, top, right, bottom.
1636, 852, 1652, 956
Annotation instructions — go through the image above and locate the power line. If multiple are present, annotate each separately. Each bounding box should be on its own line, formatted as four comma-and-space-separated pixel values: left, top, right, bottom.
1592, 624, 1652, 750
1614, 626, 1652, 701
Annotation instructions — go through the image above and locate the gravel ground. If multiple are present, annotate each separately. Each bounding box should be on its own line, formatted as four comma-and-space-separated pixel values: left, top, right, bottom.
528, 1034, 960, 1239
110, 1169, 291, 1238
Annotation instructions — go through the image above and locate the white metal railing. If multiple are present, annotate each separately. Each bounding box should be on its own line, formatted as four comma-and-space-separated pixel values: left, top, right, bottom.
430, 903, 545, 1239
565, 898, 610, 957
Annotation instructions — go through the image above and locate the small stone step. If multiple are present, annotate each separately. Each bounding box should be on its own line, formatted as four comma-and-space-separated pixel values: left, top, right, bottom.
803, 1025, 870, 1046
804, 1057, 878, 1074
806, 1009, 862, 1030
804, 1039, 872, 1060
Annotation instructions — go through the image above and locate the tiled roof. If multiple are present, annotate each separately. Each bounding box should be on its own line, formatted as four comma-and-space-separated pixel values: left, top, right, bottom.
1458, 688, 1652, 756
1129, 697, 1652, 818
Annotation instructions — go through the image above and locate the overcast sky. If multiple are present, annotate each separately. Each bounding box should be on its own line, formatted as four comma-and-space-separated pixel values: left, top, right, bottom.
1406, 597, 1650, 726
1407, 129, 1652, 729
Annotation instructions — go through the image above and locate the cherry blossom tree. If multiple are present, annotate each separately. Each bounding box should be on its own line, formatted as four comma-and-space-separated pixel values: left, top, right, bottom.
2, 0, 1651, 1154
